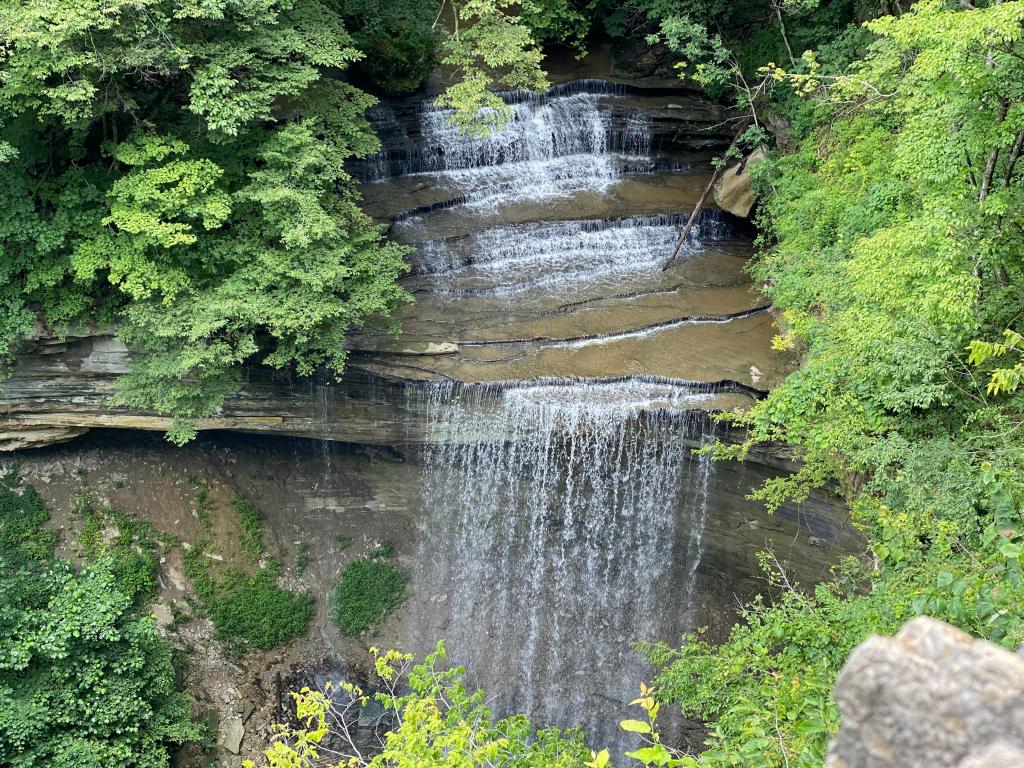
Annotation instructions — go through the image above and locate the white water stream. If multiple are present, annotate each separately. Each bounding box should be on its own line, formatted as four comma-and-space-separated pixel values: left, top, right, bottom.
373, 81, 726, 755
412, 380, 716, 753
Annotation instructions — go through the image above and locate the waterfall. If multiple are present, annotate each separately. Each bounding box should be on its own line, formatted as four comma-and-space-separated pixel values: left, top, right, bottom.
412, 212, 730, 296
372, 77, 734, 754
359, 81, 658, 206
416, 93, 613, 171
413, 379, 717, 755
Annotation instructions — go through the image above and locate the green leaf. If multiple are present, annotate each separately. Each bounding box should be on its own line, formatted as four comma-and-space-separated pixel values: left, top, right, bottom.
999, 542, 1022, 560
626, 744, 673, 765
620, 719, 653, 734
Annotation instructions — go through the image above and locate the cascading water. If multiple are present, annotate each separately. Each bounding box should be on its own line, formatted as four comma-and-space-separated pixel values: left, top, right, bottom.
361, 82, 656, 207
413, 212, 729, 297
371, 77, 738, 755
413, 380, 718, 755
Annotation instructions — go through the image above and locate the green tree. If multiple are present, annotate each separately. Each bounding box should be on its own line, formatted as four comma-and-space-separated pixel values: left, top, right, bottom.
0, 0, 586, 440
642, 2, 1024, 766
245, 643, 595, 768
0, 471, 202, 767
0, 0, 411, 441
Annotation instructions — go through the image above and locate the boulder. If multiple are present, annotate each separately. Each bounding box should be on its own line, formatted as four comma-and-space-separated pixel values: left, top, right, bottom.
826, 616, 1024, 768
218, 717, 245, 755
151, 602, 174, 628
713, 145, 767, 218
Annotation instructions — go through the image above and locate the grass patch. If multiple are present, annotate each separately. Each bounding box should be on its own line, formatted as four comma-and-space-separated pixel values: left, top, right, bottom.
184, 550, 314, 655
295, 541, 309, 574
231, 495, 263, 562
331, 544, 407, 637
192, 480, 212, 530
371, 541, 394, 559
335, 534, 353, 550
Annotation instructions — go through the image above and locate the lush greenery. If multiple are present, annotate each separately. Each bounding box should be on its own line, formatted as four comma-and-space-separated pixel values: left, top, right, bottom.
8, 0, 1024, 766
182, 493, 314, 655
0, 0, 569, 441
231, 495, 266, 564
619, 1, 1024, 766
184, 550, 315, 655
245, 644, 714, 768
246, 643, 598, 768
330, 544, 408, 636
0, 470, 201, 767
75, 496, 174, 606
0, 0, 415, 442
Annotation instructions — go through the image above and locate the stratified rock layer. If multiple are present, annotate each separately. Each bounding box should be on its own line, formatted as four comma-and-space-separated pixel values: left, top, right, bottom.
1, 73, 791, 450
828, 617, 1024, 768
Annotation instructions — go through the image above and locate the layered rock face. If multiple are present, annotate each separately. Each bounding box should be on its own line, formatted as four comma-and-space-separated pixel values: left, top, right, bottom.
828, 617, 1024, 768
1, 57, 854, 754
1, 61, 792, 451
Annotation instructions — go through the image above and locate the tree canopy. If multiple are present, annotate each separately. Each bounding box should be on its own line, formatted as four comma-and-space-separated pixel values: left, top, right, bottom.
0, 0, 571, 440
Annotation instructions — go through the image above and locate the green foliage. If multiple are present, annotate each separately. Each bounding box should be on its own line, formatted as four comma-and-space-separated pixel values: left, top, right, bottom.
0, 467, 56, 564
0, 0, 412, 440
647, 480, 1024, 767
0, 472, 202, 767
437, 0, 551, 134
371, 539, 395, 559
183, 549, 314, 655
192, 480, 213, 530
0, 0, 590, 438
521, 0, 598, 56
295, 541, 310, 574
245, 643, 593, 768
731, 0, 1024, 513
75, 498, 168, 605
231, 495, 265, 563
637, 3, 1024, 767
339, 0, 442, 96
969, 329, 1024, 395
331, 548, 407, 636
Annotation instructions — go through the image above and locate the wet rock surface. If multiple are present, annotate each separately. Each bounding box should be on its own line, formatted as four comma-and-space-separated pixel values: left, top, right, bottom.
355, 78, 792, 391
827, 617, 1024, 768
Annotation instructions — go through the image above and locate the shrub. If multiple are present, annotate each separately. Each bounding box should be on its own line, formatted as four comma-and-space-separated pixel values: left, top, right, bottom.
331, 550, 407, 637
244, 644, 592, 768
352, 19, 438, 96
75, 499, 166, 604
0, 468, 56, 564
184, 551, 314, 655
0, 471, 202, 767
192, 481, 212, 530
231, 495, 264, 563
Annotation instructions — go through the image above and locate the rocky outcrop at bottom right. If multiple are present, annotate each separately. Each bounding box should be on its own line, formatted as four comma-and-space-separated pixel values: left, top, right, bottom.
827, 616, 1024, 768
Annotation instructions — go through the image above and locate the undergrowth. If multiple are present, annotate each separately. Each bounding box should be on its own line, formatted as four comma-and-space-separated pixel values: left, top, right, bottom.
184, 549, 314, 655
231, 495, 264, 563
0, 467, 56, 564
331, 543, 407, 637
74, 494, 174, 604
